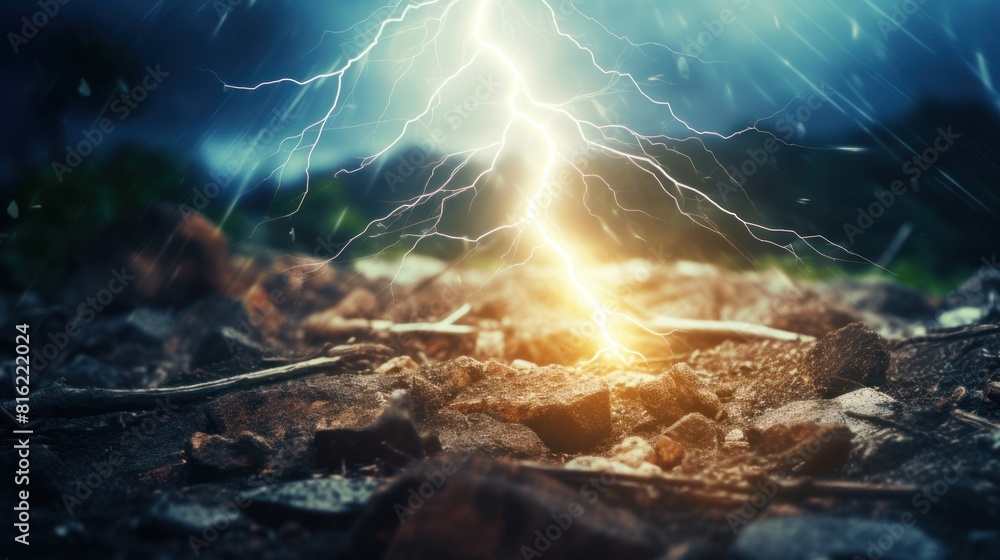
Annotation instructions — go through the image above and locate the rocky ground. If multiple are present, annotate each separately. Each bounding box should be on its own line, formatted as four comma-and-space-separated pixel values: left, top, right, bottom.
2, 208, 999, 559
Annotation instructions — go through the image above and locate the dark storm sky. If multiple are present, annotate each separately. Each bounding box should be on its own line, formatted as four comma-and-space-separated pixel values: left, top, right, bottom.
2, 0, 999, 187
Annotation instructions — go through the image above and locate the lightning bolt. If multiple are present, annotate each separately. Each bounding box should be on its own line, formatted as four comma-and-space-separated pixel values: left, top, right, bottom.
224, 0, 869, 363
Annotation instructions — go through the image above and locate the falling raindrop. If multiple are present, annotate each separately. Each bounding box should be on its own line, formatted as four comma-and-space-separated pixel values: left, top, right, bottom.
78, 78, 92, 97
676, 57, 690, 80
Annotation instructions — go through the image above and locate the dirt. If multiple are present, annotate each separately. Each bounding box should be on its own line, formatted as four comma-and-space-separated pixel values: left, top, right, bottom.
1, 211, 998, 559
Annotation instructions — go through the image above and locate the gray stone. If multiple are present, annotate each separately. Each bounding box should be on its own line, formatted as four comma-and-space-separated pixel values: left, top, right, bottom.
146, 496, 243, 535
241, 477, 378, 524
730, 516, 947, 560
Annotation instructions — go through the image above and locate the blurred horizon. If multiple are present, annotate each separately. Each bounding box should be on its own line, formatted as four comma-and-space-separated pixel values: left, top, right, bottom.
1, 0, 999, 293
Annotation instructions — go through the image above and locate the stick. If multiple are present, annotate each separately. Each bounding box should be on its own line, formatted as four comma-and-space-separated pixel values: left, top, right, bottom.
2, 343, 391, 423
891, 324, 1000, 349
951, 409, 1000, 432
643, 316, 817, 342
521, 463, 918, 502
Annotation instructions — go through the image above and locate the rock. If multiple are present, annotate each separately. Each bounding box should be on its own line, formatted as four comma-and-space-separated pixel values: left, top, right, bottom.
145, 495, 244, 536
65, 205, 232, 309
510, 359, 537, 370
450, 365, 612, 453
345, 455, 663, 560
729, 516, 947, 560
422, 356, 487, 398
750, 391, 913, 474
432, 411, 549, 459
723, 429, 751, 453
847, 427, 916, 474
610, 437, 655, 468
376, 355, 420, 375
190, 326, 266, 369
335, 287, 380, 319
646, 437, 685, 470
768, 298, 863, 338
205, 372, 408, 443
637, 363, 721, 425
756, 422, 853, 475
805, 322, 890, 397
315, 390, 427, 469
117, 308, 178, 346
664, 413, 719, 451
187, 431, 272, 480
834, 387, 900, 419
240, 477, 378, 526
565, 456, 663, 477
752, 399, 842, 429
988, 381, 1000, 406
752, 390, 900, 440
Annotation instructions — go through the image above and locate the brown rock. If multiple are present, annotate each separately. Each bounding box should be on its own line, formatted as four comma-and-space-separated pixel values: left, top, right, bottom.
315, 390, 427, 469
806, 322, 891, 397
664, 413, 718, 451
450, 365, 612, 453
610, 437, 655, 468
987, 380, 1000, 406
205, 373, 409, 443
638, 363, 721, 425
333, 287, 380, 319
376, 355, 420, 375
422, 356, 487, 397
769, 298, 862, 338
646, 437, 685, 469
431, 410, 549, 459
66, 205, 232, 309
188, 431, 272, 479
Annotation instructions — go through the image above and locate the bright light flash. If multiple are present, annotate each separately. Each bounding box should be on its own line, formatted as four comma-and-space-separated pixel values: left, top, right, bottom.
225, 0, 868, 363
